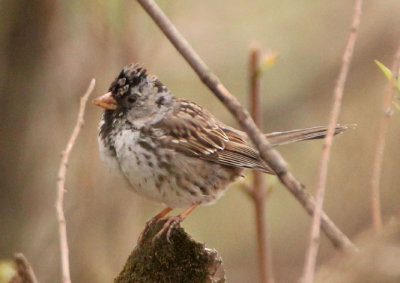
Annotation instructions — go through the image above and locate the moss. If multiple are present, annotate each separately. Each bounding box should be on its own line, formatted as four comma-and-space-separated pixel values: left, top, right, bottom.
115, 219, 225, 283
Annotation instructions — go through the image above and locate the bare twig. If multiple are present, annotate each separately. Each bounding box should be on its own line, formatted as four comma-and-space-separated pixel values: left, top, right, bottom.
56, 79, 95, 283
247, 43, 275, 283
302, 1, 363, 282
13, 253, 38, 283
136, 0, 356, 251
370, 43, 400, 231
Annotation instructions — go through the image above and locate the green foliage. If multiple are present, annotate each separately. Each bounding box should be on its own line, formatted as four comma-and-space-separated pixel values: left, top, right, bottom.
375, 60, 400, 93
375, 60, 400, 111
257, 51, 279, 77
375, 60, 393, 82
393, 101, 400, 112
0, 261, 16, 283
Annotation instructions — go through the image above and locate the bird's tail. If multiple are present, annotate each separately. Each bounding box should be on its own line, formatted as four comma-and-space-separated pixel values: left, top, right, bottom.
265, 124, 355, 147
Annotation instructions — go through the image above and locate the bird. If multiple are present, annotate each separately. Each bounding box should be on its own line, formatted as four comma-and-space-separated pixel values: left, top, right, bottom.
93, 63, 350, 239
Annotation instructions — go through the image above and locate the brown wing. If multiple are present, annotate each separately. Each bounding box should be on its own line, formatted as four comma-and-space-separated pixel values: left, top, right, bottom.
155, 99, 272, 173
207, 127, 273, 173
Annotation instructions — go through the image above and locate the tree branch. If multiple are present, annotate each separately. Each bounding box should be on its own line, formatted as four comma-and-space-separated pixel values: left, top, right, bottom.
115, 220, 225, 282
136, 0, 356, 252
55, 79, 95, 283
302, 1, 363, 282
248, 43, 275, 283
370, 43, 400, 231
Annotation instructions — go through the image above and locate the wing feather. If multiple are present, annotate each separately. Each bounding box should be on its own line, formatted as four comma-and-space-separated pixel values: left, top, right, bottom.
153, 100, 351, 175
154, 99, 271, 172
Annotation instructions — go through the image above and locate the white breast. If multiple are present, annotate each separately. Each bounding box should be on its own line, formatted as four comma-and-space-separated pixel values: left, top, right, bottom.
112, 129, 175, 204
98, 126, 233, 208
98, 135, 124, 179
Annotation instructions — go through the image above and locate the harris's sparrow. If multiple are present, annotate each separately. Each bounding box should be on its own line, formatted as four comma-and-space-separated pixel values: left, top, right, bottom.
93, 63, 349, 237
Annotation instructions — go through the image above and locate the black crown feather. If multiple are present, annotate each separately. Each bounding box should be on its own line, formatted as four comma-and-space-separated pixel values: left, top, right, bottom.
109, 63, 148, 99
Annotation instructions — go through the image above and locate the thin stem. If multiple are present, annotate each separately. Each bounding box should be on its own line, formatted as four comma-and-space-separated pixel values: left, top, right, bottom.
302, 1, 363, 282
56, 79, 95, 283
370, 43, 400, 231
249, 43, 275, 283
136, 0, 356, 252
13, 253, 38, 283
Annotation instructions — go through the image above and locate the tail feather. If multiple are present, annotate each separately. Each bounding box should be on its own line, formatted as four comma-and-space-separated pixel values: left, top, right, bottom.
265, 124, 355, 147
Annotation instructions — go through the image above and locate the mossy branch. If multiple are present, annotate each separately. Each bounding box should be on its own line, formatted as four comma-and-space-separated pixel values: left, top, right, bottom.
115, 219, 225, 283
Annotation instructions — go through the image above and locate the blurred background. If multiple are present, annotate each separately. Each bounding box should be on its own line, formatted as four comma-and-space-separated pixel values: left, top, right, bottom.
1, 0, 400, 282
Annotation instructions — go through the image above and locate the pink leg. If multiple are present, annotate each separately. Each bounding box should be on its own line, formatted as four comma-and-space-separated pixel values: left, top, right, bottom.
154, 203, 199, 241
138, 207, 173, 244
152, 207, 173, 220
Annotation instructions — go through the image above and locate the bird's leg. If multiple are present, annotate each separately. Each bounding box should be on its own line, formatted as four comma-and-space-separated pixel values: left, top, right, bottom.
138, 207, 172, 244
154, 203, 199, 242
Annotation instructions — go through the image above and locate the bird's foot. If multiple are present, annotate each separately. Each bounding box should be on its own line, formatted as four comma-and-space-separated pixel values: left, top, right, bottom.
137, 217, 158, 244
138, 207, 172, 244
153, 215, 183, 243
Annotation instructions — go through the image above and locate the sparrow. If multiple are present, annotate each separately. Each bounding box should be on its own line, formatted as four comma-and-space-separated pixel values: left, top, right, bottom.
93, 63, 349, 238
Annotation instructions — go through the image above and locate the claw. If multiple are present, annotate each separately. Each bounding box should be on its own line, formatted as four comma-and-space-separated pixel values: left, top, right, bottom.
137, 217, 157, 244
153, 215, 183, 243
137, 207, 172, 244
140, 203, 199, 244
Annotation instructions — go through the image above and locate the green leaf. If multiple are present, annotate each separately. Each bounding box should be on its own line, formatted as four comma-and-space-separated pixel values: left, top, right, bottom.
375, 60, 393, 81
375, 60, 400, 95
393, 101, 400, 112
397, 66, 400, 95
0, 261, 16, 282
257, 52, 279, 77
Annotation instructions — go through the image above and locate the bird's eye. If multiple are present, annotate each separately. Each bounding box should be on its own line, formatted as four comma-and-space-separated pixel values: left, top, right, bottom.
127, 95, 137, 103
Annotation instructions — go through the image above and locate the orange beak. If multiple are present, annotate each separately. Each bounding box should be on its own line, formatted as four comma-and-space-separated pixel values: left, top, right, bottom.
92, 92, 117, 110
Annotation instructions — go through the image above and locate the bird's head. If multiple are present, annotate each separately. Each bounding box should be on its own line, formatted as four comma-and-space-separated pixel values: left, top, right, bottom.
93, 63, 174, 125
